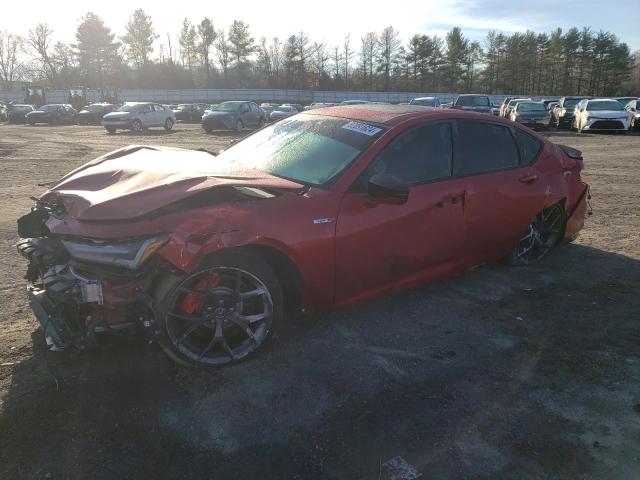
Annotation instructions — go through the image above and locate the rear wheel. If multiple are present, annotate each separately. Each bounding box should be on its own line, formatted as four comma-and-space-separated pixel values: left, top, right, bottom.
105, 127, 116, 134
509, 203, 565, 266
164, 118, 174, 131
155, 251, 283, 367
233, 119, 244, 132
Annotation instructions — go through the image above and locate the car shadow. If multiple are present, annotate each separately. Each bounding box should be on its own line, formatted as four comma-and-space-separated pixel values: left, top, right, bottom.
112, 129, 180, 137
1, 243, 639, 479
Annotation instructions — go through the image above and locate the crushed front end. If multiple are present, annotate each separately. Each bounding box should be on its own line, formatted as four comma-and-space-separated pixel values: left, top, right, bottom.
16, 205, 167, 352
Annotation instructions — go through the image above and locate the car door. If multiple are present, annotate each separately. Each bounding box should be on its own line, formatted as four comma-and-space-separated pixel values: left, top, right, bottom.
139, 104, 153, 127
238, 102, 252, 126
453, 120, 549, 263
334, 121, 467, 307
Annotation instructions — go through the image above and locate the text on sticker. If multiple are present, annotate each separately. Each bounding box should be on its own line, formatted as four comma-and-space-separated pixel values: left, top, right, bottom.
341, 121, 382, 136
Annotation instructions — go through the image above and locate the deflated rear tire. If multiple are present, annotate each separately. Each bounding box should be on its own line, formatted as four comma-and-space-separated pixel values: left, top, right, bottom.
509, 203, 565, 266
154, 250, 283, 367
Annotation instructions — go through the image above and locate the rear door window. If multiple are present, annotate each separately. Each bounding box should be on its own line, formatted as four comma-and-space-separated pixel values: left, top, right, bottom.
454, 121, 519, 176
513, 129, 542, 165
364, 122, 453, 186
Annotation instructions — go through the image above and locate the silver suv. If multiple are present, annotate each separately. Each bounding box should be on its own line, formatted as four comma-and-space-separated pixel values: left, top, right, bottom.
101, 102, 176, 134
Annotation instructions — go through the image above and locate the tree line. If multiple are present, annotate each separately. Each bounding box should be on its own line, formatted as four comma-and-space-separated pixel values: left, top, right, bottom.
0, 10, 638, 96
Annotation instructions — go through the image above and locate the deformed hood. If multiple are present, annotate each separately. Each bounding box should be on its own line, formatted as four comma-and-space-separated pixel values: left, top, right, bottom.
39, 145, 303, 221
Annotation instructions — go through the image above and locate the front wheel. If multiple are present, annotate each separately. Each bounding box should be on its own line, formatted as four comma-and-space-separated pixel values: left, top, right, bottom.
509, 203, 565, 266
233, 119, 244, 132
105, 127, 116, 134
155, 250, 283, 367
131, 119, 143, 132
164, 118, 174, 131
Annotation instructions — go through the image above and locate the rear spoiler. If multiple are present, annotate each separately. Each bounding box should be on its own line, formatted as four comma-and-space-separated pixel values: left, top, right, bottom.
557, 144, 583, 159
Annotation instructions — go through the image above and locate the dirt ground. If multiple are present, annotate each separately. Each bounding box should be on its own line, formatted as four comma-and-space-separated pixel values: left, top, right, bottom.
0, 122, 639, 479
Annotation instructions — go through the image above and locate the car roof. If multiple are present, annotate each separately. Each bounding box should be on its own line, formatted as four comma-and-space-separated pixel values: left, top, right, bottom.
304, 103, 501, 126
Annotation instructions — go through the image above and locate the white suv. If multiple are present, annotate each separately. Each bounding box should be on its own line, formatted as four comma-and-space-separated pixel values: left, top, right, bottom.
101, 102, 176, 134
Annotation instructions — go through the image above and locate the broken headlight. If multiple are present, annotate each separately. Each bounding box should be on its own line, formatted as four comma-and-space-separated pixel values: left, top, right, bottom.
61, 235, 168, 269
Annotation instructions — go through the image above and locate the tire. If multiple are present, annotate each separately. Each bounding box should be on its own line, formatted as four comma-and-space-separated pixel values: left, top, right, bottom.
203, 127, 212, 133
233, 119, 244, 132
164, 118, 174, 131
508, 203, 565, 266
154, 250, 284, 367
257, 118, 265, 128
131, 119, 143, 132
105, 127, 116, 134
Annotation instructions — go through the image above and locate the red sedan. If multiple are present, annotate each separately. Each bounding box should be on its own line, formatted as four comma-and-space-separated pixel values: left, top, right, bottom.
17, 105, 590, 366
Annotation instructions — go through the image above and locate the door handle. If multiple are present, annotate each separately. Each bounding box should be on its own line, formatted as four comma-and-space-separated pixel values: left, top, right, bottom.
519, 174, 539, 184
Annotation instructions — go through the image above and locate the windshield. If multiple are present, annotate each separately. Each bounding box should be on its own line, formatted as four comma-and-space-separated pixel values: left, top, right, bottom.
411, 98, 436, 106
213, 102, 242, 112
275, 106, 293, 112
214, 114, 385, 186
39, 105, 59, 112
118, 104, 148, 112
456, 96, 489, 107
563, 99, 583, 109
587, 100, 624, 111
175, 104, 191, 110
517, 103, 546, 112
87, 105, 107, 112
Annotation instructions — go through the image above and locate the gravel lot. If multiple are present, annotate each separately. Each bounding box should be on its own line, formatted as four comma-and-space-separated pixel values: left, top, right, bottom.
1, 123, 639, 479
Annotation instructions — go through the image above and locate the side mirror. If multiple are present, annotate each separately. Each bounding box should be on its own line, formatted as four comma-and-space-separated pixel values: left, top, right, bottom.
367, 174, 409, 205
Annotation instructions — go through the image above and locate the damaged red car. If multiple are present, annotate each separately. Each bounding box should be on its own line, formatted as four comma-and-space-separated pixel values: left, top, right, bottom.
17, 105, 590, 366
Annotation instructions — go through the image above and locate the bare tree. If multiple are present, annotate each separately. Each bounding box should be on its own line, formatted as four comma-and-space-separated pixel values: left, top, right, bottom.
215, 29, 231, 82
0, 32, 25, 89
27, 23, 60, 87
376, 26, 401, 90
343, 34, 353, 88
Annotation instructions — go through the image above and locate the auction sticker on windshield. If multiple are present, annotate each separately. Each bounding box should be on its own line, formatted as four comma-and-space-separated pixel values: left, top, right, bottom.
341, 121, 383, 136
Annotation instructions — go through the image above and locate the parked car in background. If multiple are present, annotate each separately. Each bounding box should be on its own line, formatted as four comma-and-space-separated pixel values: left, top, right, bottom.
173, 103, 206, 122
408, 97, 441, 107
614, 97, 637, 107
101, 102, 175, 134
551, 96, 590, 129
625, 99, 640, 130
573, 98, 629, 133
499, 97, 515, 117
269, 105, 297, 121
260, 103, 280, 115
509, 101, 551, 130
451, 94, 493, 114
340, 100, 370, 105
504, 98, 532, 118
77, 103, 118, 125
201, 101, 266, 132
16, 104, 590, 367
282, 103, 304, 112
26, 104, 78, 125
7, 104, 35, 123
541, 99, 558, 110
545, 101, 559, 112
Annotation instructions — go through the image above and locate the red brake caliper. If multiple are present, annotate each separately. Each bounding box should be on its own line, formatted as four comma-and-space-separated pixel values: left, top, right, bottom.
180, 273, 221, 314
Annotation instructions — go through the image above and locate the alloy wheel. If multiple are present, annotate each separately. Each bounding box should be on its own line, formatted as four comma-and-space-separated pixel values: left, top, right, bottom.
165, 267, 274, 365
514, 204, 564, 265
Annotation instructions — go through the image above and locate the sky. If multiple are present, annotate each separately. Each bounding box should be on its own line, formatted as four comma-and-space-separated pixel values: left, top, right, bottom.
1, 0, 639, 53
